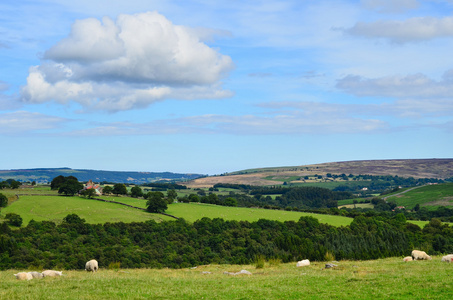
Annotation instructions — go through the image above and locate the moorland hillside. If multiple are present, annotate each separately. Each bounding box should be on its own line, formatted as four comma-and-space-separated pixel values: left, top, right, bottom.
185, 158, 453, 188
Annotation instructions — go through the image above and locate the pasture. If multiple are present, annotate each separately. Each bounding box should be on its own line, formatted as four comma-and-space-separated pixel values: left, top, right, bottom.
1, 193, 354, 227
1, 257, 452, 299
0, 195, 172, 225
386, 183, 453, 209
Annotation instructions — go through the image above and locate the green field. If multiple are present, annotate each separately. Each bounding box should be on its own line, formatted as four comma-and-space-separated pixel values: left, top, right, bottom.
385, 183, 453, 209
166, 203, 353, 226
0, 195, 173, 225
101, 196, 353, 226
0, 191, 354, 227
2, 257, 452, 299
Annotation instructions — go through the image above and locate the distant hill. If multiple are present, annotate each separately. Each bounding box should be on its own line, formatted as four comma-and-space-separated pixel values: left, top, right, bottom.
185, 159, 453, 187
0, 168, 204, 184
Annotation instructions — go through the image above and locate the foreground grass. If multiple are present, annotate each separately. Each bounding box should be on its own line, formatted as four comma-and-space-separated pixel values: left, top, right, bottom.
2, 257, 452, 299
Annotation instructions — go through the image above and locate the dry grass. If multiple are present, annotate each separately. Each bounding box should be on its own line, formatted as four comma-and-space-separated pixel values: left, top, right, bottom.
185, 159, 453, 187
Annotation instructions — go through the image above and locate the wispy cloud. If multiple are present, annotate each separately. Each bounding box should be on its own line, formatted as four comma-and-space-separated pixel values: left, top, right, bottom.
336, 70, 453, 99
0, 111, 68, 135
346, 16, 453, 43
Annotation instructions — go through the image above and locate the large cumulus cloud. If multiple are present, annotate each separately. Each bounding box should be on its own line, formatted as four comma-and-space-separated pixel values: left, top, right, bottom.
20, 11, 234, 112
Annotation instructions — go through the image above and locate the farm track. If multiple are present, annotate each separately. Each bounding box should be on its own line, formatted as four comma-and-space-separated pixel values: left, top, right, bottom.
383, 185, 424, 200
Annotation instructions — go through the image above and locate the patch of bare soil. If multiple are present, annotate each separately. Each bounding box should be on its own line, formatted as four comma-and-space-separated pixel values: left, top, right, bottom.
423, 197, 453, 206
184, 173, 278, 188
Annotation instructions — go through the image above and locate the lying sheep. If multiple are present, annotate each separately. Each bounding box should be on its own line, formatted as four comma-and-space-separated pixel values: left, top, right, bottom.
42, 270, 63, 277
28, 271, 43, 279
85, 259, 99, 272
403, 256, 413, 262
411, 250, 432, 260
296, 259, 310, 267
14, 272, 33, 281
441, 254, 453, 262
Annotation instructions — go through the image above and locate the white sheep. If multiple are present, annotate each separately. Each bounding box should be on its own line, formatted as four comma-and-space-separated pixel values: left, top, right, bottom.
14, 272, 33, 281
85, 259, 99, 272
28, 271, 43, 279
42, 270, 63, 277
441, 254, 453, 262
411, 250, 432, 260
296, 259, 310, 267
403, 256, 413, 262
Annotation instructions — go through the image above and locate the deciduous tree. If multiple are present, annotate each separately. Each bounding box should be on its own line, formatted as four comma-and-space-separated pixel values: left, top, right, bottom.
146, 192, 167, 213
130, 186, 143, 198
113, 183, 127, 196
0, 193, 8, 207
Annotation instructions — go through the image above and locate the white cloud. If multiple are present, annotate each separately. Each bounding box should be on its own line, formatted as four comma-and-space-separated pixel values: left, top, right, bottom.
361, 0, 419, 13
65, 110, 389, 137
336, 70, 453, 98
0, 111, 67, 135
260, 99, 453, 119
20, 11, 234, 112
346, 16, 453, 43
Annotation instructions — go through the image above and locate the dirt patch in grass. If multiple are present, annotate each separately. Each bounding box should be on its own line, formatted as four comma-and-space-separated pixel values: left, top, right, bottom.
423, 197, 453, 206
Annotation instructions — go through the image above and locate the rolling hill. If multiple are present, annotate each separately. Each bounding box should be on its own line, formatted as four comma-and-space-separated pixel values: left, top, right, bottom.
0, 168, 204, 184
185, 159, 453, 187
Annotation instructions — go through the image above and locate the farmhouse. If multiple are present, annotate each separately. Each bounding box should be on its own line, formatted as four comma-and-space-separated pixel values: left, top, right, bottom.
83, 180, 103, 196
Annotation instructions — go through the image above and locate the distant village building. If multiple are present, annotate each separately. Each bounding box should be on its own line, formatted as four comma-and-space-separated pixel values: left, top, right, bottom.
83, 180, 102, 195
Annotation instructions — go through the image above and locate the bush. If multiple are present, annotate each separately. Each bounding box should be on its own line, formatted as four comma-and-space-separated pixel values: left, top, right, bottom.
0, 193, 8, 207
5, 213, 23, 227
324, 251, 335, 262
108, 262, 121, 270
254, 255, 265, 269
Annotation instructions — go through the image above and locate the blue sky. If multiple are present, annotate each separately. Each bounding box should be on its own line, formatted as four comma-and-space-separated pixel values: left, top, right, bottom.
1, 0, 452, 175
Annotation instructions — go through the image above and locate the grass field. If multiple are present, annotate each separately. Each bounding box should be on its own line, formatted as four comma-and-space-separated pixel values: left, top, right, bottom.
76, 197, 355, 227
385, 183, 453, 209
166, 203, 353, 226
1, 257, 452, 299
3, 191, 437, 228
0, 191, 354, 227
0, 195, 173, 225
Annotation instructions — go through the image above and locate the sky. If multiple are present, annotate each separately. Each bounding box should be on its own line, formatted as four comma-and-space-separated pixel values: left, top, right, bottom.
1, 0, 452, 175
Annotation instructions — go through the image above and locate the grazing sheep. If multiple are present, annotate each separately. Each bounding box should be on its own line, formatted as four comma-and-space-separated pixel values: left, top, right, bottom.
14, 272, 33, 281
85, 259, 99, 272
411, 250, 432, 260
403, 256, 413, 262
296, 259, 310, 267
42, 270, 63, 277
441, 254, 453, 262
28, 271, 43, 279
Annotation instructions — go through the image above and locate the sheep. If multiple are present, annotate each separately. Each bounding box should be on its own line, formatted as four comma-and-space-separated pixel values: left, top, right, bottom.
411, 250, 432, 260
42, 270, 63, 277
85, 259, 99, 272
441, 254, 453, 262
403, 256, 413, 262
28, 271, 43, 279
14, 272, 33, 281
296, 259, 310, 267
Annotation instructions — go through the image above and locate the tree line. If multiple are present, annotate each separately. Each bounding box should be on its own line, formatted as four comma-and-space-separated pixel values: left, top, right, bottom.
0, 213, 452, 270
